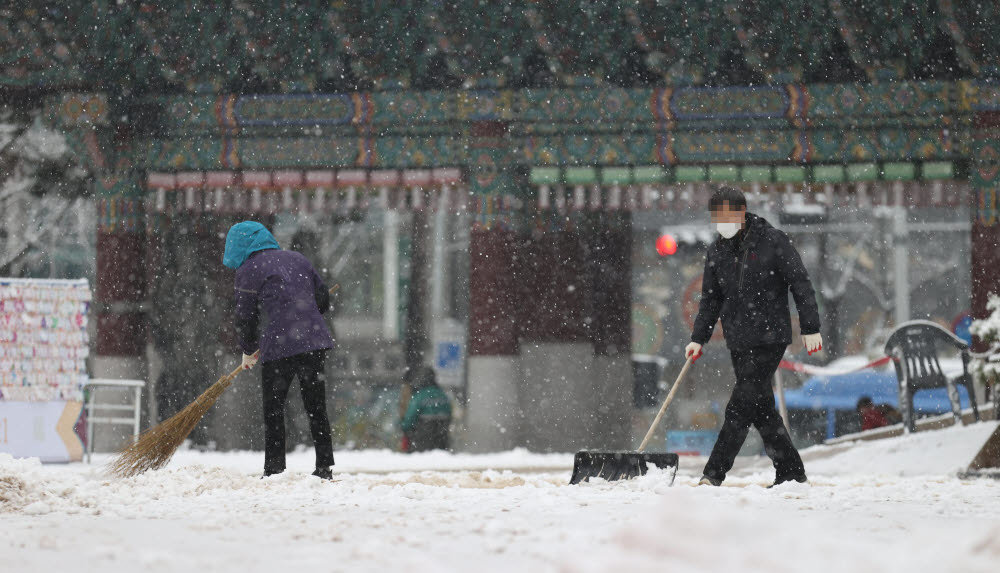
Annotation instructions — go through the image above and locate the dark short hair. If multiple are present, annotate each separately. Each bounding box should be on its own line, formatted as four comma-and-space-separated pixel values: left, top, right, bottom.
857, 396, 873, 409
709, 186, 747, 211
405, 365, 437, 389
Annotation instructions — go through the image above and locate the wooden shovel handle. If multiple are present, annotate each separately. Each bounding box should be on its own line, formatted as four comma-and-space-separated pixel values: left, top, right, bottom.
638, 355, 694, 452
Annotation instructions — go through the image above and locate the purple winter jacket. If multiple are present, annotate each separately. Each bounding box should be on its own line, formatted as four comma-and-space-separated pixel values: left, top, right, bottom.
234, 249, 334, 363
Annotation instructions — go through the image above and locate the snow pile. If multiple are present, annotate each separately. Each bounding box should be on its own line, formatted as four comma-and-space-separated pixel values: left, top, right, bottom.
0, 455, 38, 512
159, 446, 573, 475
0, 454, 87, 515
0, 453, 240, 516
3, 434, 1000, 573
570, 424, 1000, 572
0, 449, 576, 520
731, 421, 1000, 478
803, 421, 1000, 477
572, 484, 1000, 573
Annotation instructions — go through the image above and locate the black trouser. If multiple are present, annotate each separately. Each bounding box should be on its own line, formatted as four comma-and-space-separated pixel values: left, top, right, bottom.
703, 344, 804, 482
407, 418, 451, 452
261, 350, 334, 475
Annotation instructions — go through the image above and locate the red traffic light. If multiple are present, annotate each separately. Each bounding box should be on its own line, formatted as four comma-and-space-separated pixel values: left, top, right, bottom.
655, 234, 678, 256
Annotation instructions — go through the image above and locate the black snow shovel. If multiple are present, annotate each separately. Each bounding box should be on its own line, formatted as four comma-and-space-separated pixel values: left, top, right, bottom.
570, 355, 694, 485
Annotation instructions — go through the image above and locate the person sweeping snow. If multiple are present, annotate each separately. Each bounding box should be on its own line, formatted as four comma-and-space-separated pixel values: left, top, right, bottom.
686, 187, 822, 488
223, 221, 336, 480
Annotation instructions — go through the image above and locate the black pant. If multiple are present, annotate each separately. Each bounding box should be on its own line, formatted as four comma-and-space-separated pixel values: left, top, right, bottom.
261, 350, 335, 475
407, 419, 451, 452
703, 344, 804, 482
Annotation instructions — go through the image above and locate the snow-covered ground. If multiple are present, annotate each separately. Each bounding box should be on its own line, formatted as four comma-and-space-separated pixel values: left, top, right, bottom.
3, 424, 999, 573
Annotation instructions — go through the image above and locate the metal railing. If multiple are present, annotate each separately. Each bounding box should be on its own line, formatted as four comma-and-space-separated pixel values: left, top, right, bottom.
81, 379, 145, 463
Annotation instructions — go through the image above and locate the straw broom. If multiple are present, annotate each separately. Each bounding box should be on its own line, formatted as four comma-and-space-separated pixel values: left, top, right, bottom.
107, 363, 245, 478
108, 284, 339, 478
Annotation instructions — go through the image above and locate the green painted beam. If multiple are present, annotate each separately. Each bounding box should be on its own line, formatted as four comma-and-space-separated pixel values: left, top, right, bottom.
632, 166, 667, 183
527, 162, 952, 187
741, 166, 772, 182
775, 166, 806, 182
813, 165, 845, 182
675, 165, 707, 182
530, 167, 561, 184
708, 165, 740, 182
922, 161, 954, 180
601, 167, 632, 185
883, 162, 916, 180
846, 163, 879, 181
565, 167, 598, 185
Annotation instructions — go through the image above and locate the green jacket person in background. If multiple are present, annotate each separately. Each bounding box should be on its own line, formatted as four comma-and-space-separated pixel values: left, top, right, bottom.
400, 366, 452, 452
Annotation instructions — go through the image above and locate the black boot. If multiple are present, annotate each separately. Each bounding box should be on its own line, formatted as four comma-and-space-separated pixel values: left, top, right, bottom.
312, 467, 334, 480
769, 474, 808, 488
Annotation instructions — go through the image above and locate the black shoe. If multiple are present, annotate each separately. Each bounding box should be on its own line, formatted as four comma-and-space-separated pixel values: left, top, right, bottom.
261, 469, 284, 479
312, 467, 334, 480
769, 474, 808, 488
698, 475, 722, 487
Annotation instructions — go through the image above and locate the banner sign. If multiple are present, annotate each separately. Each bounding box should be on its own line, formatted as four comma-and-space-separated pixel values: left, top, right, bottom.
0, 278, 91, 402
0, 400, 84, 462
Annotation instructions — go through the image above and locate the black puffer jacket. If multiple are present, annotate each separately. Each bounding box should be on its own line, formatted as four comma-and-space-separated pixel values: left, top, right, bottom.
691, 212, 821, 350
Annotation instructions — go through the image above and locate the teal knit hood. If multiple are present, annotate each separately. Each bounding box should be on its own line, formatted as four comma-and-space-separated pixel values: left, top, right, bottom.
223, 221, 280, 269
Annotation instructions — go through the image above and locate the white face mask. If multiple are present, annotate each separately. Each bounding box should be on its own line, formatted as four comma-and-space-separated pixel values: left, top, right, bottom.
715, 222, 740, 239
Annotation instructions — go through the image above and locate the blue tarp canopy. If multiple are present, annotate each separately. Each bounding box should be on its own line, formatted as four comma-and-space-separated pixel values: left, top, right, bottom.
785, 370, 969, 414
780, 369, 970, 413
779, 369, 970, 439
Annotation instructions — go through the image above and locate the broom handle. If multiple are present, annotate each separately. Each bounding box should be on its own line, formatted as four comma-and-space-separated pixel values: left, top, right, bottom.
222, 364, 243, 383
638, 355, 694, 452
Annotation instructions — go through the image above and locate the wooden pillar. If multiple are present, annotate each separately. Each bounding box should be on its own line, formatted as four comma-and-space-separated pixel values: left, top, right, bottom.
517, 228, 590, 343
468, 227, 521, 357
516, 212, 633, 451
584, 212, 633, 357
92, 173, 147, 451
464, 119, 523, 451
94, 174, 147, 371
585, 212, 633, 449
404, 196, 430, 371
972, 115, 1000, 352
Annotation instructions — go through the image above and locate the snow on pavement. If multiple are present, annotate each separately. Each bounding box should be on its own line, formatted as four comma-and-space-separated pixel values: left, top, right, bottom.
804, 421, 1000, 477
2, 427, 1000, 573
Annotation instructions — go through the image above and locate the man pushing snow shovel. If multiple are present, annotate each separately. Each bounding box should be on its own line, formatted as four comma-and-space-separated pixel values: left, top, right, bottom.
687, 187, 822, 488
224, 221, 336, 480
